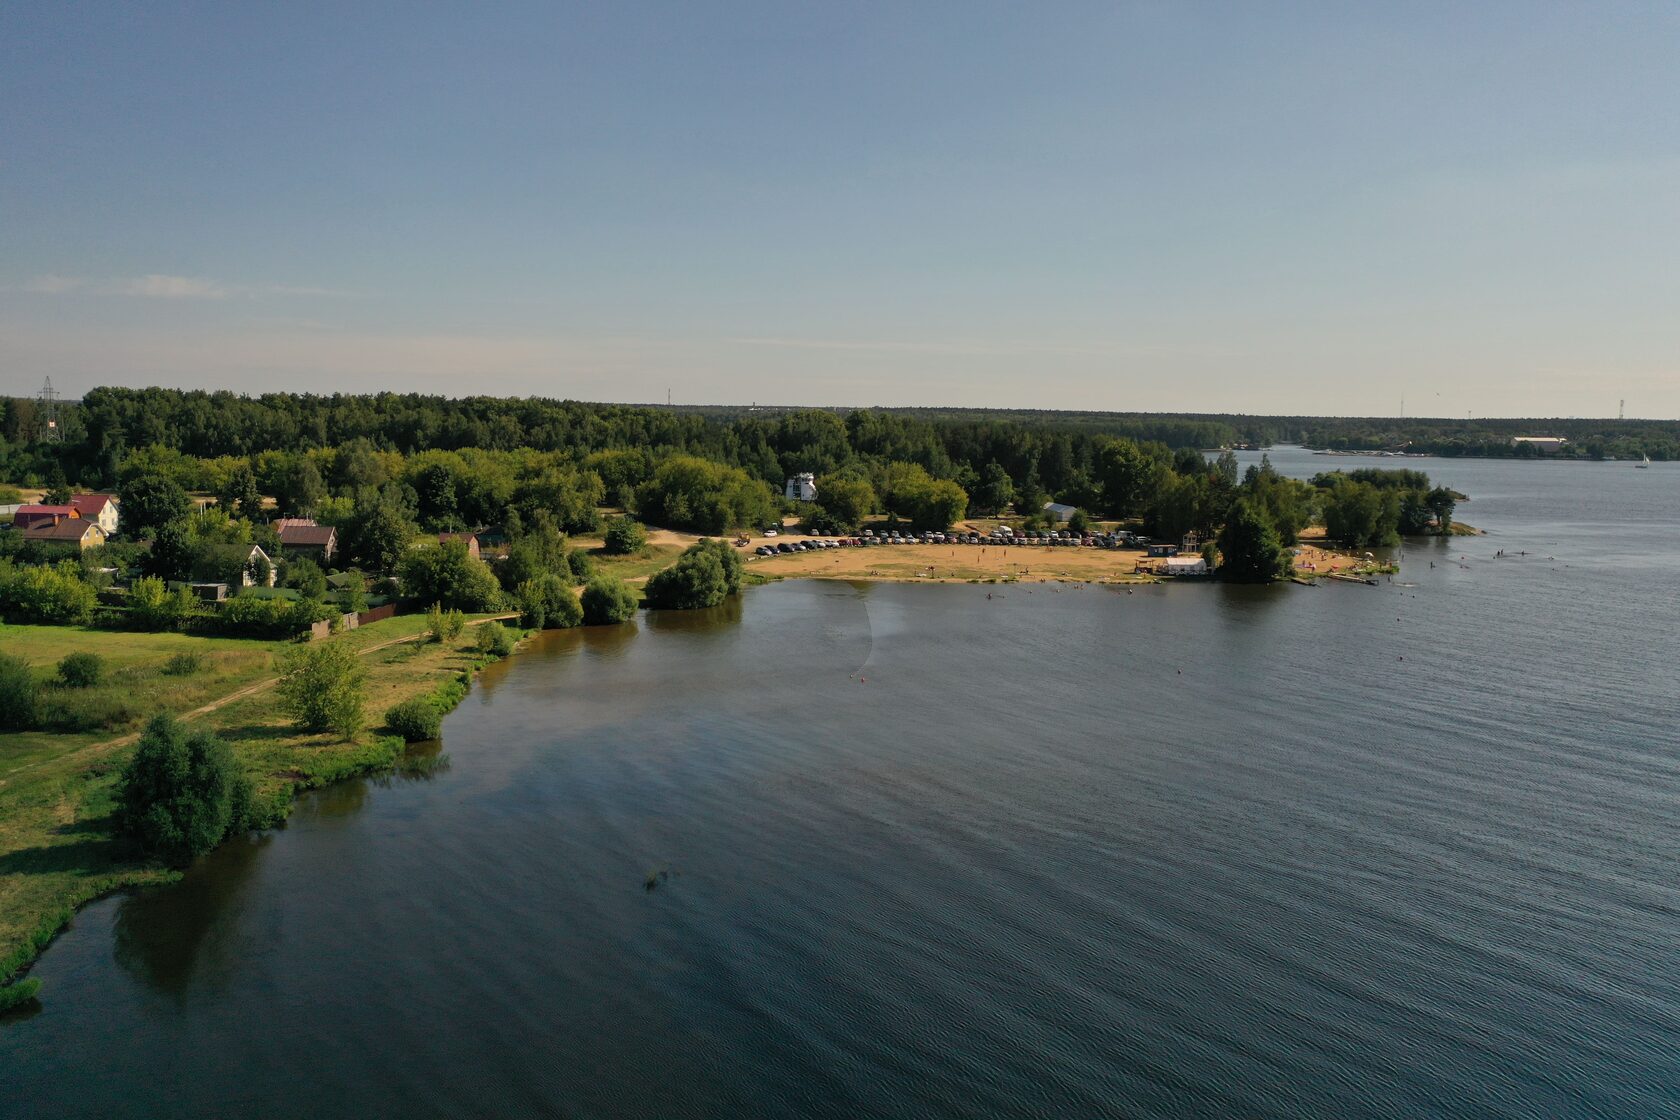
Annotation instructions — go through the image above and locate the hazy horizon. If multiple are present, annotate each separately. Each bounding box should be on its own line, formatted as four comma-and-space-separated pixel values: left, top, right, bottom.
4, 4, 1677, 417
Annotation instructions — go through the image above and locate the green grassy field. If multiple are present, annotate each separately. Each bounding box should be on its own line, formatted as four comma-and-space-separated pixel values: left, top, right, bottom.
569, 538, 686, 585
0, 615, 512, 995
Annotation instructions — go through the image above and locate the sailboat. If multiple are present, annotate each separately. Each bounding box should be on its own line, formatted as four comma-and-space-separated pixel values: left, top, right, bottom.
1635, 454, 1651, 469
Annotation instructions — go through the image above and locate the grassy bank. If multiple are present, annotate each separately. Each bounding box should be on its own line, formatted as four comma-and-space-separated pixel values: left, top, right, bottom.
0, 614, 518, 1004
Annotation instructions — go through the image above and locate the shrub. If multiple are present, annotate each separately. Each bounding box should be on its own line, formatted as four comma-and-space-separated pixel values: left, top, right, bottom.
0, 653, 39, 731
384, 696, 442, 742
0, 979, 41, 1013
427, 603, 465, 642
40, 692, 141, 733
602, 517, 649, 555
518, 573, 581, 629
216, 594, 297, 637
129, 576, 195, 631
276, 641, 367, 739
162, 651, 203, 676
566, 548, 595, 583
474, 620, 514, 656
580, 576, 638, 625
116, 713, 253, 864
57, 651, 104, 688
0, 560, 97, 624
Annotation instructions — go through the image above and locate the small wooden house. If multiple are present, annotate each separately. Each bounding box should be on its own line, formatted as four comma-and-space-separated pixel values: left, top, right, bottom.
277, 522, 338, 563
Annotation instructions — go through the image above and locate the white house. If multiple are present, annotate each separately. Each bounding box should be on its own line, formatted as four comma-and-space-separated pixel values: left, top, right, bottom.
1511, 436, 1568, 454
68, 493, 121, 536
244, 544, 277, 587
784, 473, 818, 502
1043, 502, 1077, 522
1164, 555, 1209, 576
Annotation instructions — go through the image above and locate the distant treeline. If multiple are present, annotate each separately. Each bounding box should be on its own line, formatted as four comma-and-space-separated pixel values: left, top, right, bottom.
1287, 416, 1678, 461
1, 388, 1246, 500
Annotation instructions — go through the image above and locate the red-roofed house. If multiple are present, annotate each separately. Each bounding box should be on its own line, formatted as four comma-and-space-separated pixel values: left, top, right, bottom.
22, 519, 106, 551
12, 504, 80, 531
437, 532, 481, 560
277, 522, 338, 563
68, 493, 121, 535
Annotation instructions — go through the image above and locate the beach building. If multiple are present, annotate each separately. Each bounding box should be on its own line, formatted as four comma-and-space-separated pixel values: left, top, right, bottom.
68, 493, 120, 535
12, 504, 80, 531
1164, 555, 1209, 576
1511, 436, 1568, 454
1043, 502, 1077, 523
277, 522, 338, 562
784, 473, 818, 502
1146, 543, 1179, 558
22, 519, 106, 551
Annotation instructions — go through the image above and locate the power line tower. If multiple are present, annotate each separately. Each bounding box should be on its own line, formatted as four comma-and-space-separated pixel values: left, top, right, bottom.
36, 376, 63, 442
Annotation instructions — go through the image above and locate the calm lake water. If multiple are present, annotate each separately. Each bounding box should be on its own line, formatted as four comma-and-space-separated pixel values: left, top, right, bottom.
4, 449, 1679, 1118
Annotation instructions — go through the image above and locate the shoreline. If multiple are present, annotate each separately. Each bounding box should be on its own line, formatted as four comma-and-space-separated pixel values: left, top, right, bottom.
0, 614, 522, 1009
0, 524, 1438, 1005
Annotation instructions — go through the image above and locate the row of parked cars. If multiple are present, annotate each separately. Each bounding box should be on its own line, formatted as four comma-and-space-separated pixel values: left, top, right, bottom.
753, 527, 1150, 557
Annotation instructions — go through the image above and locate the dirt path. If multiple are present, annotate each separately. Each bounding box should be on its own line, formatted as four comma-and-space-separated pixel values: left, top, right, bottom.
0, 615, 518, 784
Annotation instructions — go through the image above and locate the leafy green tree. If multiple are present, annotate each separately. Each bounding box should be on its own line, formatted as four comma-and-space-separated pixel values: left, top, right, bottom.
642, 538, 742, 610
281, 556, 328, 599
814, 475, 877, 531
332, 438, 390, 496
1426, 487, 1457, 533
117, 713, 252, 864
602, 517, 649, 555
246, 550, 273, 588
343, 500, 418, 574
1014, 464, 1047, 519
1094, 438, 1164, 518
277, 641, 368, 738
636, 456, 777, 534
119, 474, 192, 539
401, 539, 502, 610
277, 455, 326, 516
0, 653, 39, 731
219, 463, 263, 519
499, 524, 570, 591
970, 461, 1015, 517
512, 465, 605, 533
565, 548, 595, 583
581, 575, 638, 624
1068, 509, 1091, 533
518, 572, 582, 629
1217, 499, 1291, 582
1321, 479, 1401, 547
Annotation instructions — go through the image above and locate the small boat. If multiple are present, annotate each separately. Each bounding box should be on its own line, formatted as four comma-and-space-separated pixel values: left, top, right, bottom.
1636, 454, 1650, 469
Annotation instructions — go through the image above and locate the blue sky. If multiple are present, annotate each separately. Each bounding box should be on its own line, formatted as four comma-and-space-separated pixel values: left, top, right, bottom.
2, 2, 1676, 416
